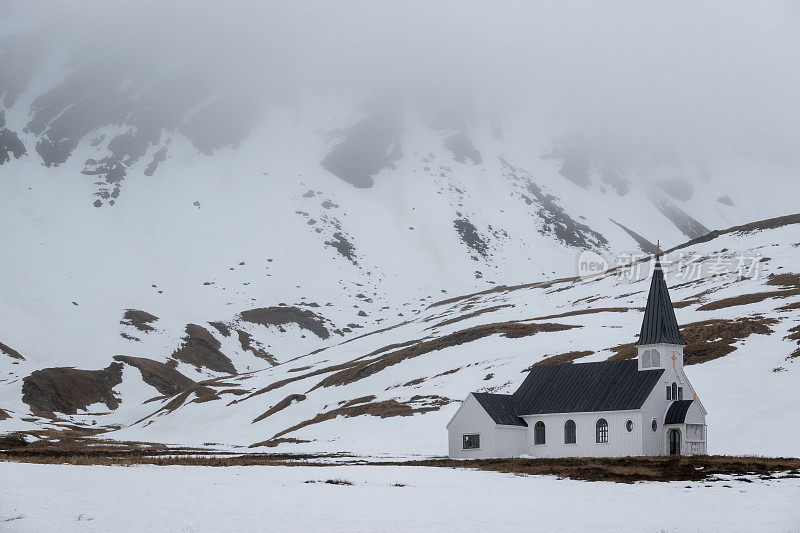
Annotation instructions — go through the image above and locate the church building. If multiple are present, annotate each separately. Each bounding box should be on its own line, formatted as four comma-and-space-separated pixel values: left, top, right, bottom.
447, 254, 708, 458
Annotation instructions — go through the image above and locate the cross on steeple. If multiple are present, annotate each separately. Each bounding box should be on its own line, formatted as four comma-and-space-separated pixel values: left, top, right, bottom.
671, 351, 678, 369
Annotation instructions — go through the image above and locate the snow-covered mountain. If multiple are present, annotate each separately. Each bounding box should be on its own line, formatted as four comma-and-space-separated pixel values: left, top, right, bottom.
2, 6, 800, 457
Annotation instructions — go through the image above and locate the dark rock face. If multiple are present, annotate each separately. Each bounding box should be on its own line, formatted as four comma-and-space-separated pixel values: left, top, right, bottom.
0, 111, 26, 164
454, 218, 489, 258
21, 363, 124, 417
320, 99, 403, 188
525, 181, 608, 249
324, 232, 357, 264
239, 306, 330, 339
171, 324, 237, 374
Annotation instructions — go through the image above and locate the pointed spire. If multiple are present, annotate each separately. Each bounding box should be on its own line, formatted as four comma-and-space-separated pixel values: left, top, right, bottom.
636, 248, 686, 346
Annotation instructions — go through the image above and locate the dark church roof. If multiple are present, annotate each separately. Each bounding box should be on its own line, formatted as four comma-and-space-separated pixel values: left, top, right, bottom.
514, 360, 664, 415
472, 361, 665, 425
636, 257, 686, 346
665, 400, 694, 424
473, 393, 527, 426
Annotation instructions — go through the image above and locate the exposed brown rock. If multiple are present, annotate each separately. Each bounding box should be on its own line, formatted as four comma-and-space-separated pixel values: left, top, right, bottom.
240, 306, 329, 339
237, 330, 277, 366
120, 309, 158, 332
0, 341, 25, 360
171, 324, 236, 374
22, 363, 124, 417
113, 355, 195, 396
696, 289, 800, 311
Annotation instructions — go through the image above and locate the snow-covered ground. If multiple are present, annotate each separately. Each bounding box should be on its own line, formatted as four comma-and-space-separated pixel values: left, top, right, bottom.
2, 462, 799, 532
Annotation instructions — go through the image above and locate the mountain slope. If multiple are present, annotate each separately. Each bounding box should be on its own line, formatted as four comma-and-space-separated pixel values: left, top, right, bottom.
3, 214, 798, 457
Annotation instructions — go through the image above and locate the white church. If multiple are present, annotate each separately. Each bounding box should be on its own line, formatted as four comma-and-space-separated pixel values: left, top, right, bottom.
447, 255, 708, 458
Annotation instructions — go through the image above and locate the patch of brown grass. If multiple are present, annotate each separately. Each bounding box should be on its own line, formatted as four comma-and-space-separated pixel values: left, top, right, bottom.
526, 307, 629, 322
697, 288, 800, 311
382, 455, 800, 483
260, 397, 447, 444
525, 350, 594, 369
426, 304, 514, 330
252, 394, 307, 423
313, 321, 580, 389
607, 317, 778, 365
767, 273, 800, 289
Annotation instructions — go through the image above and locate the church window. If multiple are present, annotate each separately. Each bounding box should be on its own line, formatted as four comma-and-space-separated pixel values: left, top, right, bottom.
651, 350, 660, 366
462, 434, 480, 450
678, 387, 684, 401
595, 418, 608, 443
626, 419, 634, 432
534, 421, 546, 445
671, 382, 677, 401
651, 419, 658, 432
642, 350, 651, 368
666, 385, 671, 400
564, 420, 576, 444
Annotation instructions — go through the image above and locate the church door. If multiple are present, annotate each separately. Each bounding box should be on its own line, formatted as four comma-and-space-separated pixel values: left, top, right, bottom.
669, 429, 681, 455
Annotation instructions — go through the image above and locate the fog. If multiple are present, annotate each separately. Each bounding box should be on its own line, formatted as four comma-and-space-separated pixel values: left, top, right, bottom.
4, 0, 800, 167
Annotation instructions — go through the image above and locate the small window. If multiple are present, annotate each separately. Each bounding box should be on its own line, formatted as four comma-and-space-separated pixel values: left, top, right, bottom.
671, 382, 677, 401
651, 419, 658, 432
651, 350, 660, 366
462, 434, 480, 450
642, 350, 651, 368
534, 421, 546, 445
666, 385, 671, 400
564, 420, 576, 444
596, 418, 608, 443
678, 387, 684, 401
626, 419, 634, 432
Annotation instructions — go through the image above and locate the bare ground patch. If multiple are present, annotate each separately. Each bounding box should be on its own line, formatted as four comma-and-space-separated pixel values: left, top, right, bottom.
252, 394, 306, 423
525, 307, 629, 322
240, 306, 330, 339
21, 362, 124, 417
171, 324, 236, 374
237, 330, 277, 366
0, 340, 25, 360
525, 350, 594, 369
113, 355, 195, 396
312, 321, 580, 389
120, 309, 159, 332
697, 288, 800, 311
257, 396, 451, 445
607, 317, 778, 365
382, 455, 800, 483
426, 304, 514, 330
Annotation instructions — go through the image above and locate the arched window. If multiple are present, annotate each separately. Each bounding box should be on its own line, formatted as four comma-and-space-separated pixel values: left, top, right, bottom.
642, 350, 651, 368
651, 350, 660, 366
534, 421, 546, 445
564, 420, 576, 444
671, 382, 677, 401
596, 418, 608, 443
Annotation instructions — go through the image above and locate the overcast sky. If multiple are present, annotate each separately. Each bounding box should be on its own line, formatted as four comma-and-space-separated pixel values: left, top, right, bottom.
4, 1, 800, 166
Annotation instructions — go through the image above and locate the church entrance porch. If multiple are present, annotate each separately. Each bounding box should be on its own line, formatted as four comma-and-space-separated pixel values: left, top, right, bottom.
668, 428, 681, 455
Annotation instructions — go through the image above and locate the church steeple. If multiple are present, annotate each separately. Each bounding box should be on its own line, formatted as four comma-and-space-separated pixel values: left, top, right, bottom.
636, 244, 686, 346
